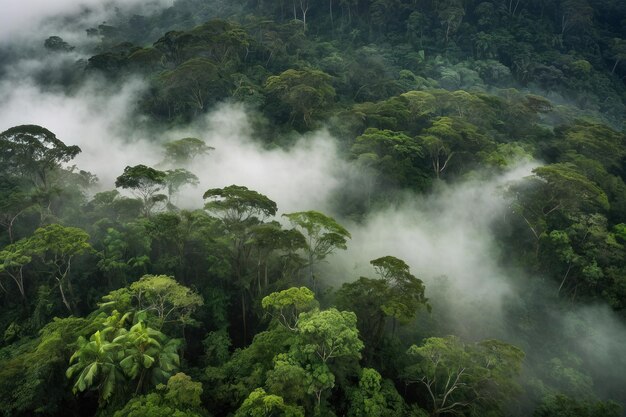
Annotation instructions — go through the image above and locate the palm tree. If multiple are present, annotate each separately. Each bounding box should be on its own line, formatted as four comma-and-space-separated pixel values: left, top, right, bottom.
114, 321, 181, 393
66, 330, 126, 405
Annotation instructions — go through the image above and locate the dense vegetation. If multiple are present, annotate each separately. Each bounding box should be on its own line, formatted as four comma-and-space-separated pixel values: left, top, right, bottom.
1, 0, 626, 416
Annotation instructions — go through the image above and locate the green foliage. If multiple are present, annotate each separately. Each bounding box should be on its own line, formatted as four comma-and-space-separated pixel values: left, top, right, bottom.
347, 368, 387, 417
351, 128, 425, 190
404, 336, 524, 417
115, 165, 168, 216
204, 185, 277, 225
66, 329, 126, 405
296, 308, 363, 364
370, 256, 429, 322
0, 125, 81, 189
0, 316, 98, 415
282, 211, 350, 290
162, 137, 214, 165
9, 223, 95, 313
534, 394, 622, 417
100, 274, 203, 331
113, 373, 206, 417
156, 58, 230, 115
265, 69, 336, 128
262, 287, 318, 330
67, 315, 182, 403
235, 388, 304, 417
164, 372, 203, 408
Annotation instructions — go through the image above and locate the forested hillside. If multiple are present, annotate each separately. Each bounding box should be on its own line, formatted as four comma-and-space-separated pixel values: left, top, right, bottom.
0, 0, 625, 416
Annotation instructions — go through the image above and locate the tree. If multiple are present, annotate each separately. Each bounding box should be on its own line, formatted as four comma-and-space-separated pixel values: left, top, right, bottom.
335, 277, 391, 356
164, 373, 203, 408
534, 394, 622, 417
157, 58, 230, 116
415, 116, 488, 179
337, 256, 428, 357
282, 211, 350, 292
350, 128, 424, 191
509, 163, 609, 256
204, 185, 277, 225
115, 165, 168, 216
26, 224, 94, 313
266, 353, 310, 405
164, 168, 199, 206
66, 330, 126, 405
0, 239, 33, 302
100, 274, 203, 332
560, 0, 594, 35
44, 36, 74, 52
0, 125, 81, 190
204, 185, 278, 342
262, 287, 318, 330
114, 321, 181, 394
131, 274, 203, 330
370, 256, 429, 327
435, 0, 465, 44
67, 309, 184, 403
608, 38, 626, 75
348, 368, 387, 417
235, 388, 304, 417
249, 222, 307, 293
264, 69, 335, 127
0, 177, 37, 243
0, 316, 97, 415
403, 336, 524, 417
296, 308, 363, 364
162, 137, 213, 165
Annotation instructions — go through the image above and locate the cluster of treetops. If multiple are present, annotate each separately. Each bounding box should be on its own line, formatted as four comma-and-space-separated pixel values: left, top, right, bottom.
1, 0, 626, 415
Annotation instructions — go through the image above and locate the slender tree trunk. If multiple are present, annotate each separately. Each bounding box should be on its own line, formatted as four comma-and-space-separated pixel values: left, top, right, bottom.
57, 277, 72, 313
241, 290, 247, 344
308, 251, 315, 292
329, 0, 334, 29
557, 263, 573, 296
611, 59, 620, 75
136, 370, 146, 394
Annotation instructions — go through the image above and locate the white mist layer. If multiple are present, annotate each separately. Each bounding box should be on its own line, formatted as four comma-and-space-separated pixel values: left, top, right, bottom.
170, 108, 350, 214
0, 77, 353, 215
0, 78, 162, 188
328, 163, 538, 339
0, 0, 173, 45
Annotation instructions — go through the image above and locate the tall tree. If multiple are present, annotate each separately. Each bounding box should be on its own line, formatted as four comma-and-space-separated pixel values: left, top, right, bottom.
66, 330, 126, 406
403, 336, 524, 417
25, 224, 94, 313
0, 125, 81, 190
162, 137, 213, 165
283, 211, 350, 292
115, 165, 168, 217
204, 185, 277, 343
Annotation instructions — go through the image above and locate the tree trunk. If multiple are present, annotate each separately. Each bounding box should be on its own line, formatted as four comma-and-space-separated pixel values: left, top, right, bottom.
611, 59, 620, 75
241, 290, 248, 344
57, 277, 72, 313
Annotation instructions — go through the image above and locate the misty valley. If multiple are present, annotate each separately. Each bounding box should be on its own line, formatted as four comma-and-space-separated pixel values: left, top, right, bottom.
1, 0, 626, 416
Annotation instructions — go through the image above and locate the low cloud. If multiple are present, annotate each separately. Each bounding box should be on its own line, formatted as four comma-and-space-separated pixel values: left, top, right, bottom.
327, 163, 537, 339
1, 0, 172, 45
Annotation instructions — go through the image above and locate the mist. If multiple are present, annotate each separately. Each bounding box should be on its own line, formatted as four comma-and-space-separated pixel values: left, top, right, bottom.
0, 0, 172, 45
325, 164, 536, 339
323, 163, 626, 405
0, 69, 355, 215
